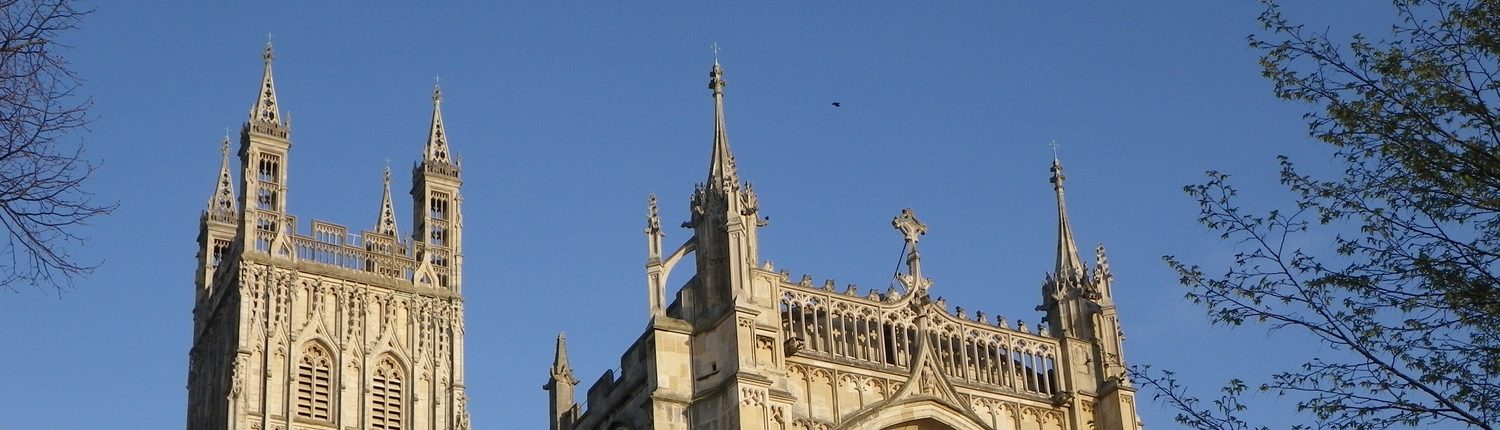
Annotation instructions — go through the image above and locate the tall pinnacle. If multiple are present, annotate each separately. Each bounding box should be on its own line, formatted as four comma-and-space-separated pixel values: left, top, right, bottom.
207, 136, 237, 219
549, 332, 577, 384
425, 84, 451, 164
375, 167, 399, 236
706, 62, 738, 191
249, 42, 282, 126
1051, 157, 1085, 279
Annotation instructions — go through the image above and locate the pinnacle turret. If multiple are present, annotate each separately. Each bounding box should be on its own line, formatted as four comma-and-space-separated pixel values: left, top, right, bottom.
425, 84, 452, 165
375, 167, 399, 236
678, 58, 764, 321
706, 62, 738, 192
547, 332, 577, 385
1051, 157, 1085, 280
249, 42, 283, 127
206, 136, 237, 222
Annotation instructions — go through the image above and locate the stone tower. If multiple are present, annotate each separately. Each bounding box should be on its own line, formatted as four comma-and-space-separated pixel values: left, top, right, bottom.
187, 43, 471, 430
548, 61, 1141, 430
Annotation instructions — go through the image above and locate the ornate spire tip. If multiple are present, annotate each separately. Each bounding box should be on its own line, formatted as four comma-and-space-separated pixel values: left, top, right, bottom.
262, 36, 274, 63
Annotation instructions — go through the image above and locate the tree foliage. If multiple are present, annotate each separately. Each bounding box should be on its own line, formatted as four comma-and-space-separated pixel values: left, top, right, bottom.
0, 0, 111, 292
1136, 0, 1499, 429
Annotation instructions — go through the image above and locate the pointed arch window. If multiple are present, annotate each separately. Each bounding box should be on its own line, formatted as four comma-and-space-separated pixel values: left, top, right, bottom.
371, 356, 405, 429
295, 342, 333, 420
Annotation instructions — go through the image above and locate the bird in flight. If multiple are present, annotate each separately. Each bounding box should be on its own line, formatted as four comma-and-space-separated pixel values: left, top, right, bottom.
831, 102, 842, 107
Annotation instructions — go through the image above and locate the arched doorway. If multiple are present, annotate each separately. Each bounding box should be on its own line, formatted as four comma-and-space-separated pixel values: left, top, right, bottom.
883, 418, 960, 430
838, 399, 990, 430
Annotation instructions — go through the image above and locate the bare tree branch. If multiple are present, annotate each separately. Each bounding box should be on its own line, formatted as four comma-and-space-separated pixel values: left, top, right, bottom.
0, 0, 113, 293
1142, 1, 1500, 428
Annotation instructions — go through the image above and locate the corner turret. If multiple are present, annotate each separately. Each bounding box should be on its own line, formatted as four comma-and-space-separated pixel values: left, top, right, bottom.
411, 84, 463, 292
680, 60, 766, 322
237, 42, 293, 257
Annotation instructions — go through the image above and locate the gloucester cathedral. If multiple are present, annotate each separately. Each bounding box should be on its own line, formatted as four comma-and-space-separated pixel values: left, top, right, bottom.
543, 61, 1141, 430
186, 44, 1140, 430
187, 43, 469, 430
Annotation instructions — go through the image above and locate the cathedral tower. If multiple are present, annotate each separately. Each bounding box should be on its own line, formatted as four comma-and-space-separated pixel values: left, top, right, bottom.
551, 60, 1142, 430
187, 44, 471, 430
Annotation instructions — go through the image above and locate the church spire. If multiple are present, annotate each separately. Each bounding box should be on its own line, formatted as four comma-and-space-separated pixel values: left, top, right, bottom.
248, 41, 283, 127
1051, 156, 1085, 279
706, 60, 738, 192
206, 136, 237, 222
374, 166, 399, 236
425, 84, 451, 164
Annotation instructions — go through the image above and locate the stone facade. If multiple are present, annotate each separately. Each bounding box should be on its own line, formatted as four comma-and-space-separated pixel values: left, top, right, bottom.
187, 43, 471, 430
545, 62, 1142, 430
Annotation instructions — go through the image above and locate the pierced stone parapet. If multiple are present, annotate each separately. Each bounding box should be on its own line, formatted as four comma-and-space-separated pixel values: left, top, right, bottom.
777, 279, 1062, 397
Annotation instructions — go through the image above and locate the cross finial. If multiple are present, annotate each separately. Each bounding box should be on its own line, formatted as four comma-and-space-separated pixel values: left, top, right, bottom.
892, 208, 930, 293
711, 42, 721, 65
892, 208, 928, 247
220, 134, 231, 156
1050, 140, 1060, 161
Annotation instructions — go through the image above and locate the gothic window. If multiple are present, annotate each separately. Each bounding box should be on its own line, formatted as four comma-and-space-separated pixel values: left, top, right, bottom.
256, 185, 278, 210
255, 154, 281, 211
371, 356, 404, 429
429, 193, 449, 220
210, 239, 231, 269
295, 343, 333, 421
257, 154, 280, 183
429, 224, 447, 246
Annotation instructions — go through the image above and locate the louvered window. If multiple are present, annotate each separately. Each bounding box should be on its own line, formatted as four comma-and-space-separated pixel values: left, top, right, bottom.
295, 343, 333, 420
371, 356, 404, 429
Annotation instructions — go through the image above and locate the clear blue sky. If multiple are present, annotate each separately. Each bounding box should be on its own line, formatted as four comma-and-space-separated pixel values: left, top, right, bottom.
0, 1, 1392, 428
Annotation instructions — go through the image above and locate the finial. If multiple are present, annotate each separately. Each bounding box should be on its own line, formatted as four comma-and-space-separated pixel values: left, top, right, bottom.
711, 42, 721, 65
892, 208, 929, 290
892, 208, 928, 247
433, 75, 443, 103
383, 163, 392, 186
646, 193, 662, 234
1050, 153, 1066, 187
263, 34, 275, 63
1049, 140, 1060, 162
708, 52, 727, 94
